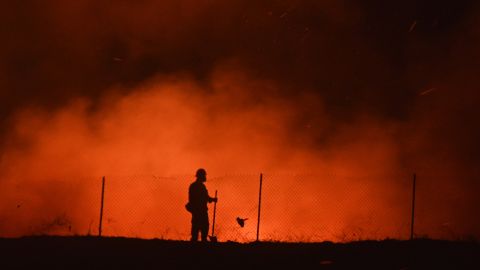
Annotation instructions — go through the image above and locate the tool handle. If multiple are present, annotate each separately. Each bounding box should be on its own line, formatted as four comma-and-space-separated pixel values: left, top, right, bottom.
211, 190, 218, 236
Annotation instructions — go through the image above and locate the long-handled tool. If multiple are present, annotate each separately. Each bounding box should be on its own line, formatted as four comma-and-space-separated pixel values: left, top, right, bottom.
209, 190, 218, 242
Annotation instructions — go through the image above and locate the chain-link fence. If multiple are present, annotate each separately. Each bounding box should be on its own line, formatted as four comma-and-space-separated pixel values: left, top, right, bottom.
0, 172, 476, 242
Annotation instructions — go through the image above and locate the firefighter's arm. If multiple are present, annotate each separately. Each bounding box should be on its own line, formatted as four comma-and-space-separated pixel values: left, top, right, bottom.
208, 195, 218, 203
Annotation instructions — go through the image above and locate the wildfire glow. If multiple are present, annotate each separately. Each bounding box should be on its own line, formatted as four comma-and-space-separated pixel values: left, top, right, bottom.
0, 0, 479, 242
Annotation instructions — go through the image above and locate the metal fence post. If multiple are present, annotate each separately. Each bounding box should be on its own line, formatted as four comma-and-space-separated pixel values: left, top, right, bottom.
410, 173, 416, 240
99, 176, 105, 237
256, 173, 263, 242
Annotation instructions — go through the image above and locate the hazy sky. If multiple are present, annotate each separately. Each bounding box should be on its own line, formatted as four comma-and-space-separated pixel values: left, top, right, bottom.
0, 1, 477, 118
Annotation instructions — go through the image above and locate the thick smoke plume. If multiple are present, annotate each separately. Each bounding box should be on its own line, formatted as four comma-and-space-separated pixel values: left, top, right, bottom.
0, 0, 479, 241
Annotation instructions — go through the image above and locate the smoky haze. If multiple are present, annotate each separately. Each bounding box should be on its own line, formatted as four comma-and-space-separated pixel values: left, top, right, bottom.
0, 0, 479, 240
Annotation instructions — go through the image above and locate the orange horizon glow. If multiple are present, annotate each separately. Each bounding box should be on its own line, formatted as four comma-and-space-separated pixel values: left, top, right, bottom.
0, 68, 477, 242
1, 0, 479, 242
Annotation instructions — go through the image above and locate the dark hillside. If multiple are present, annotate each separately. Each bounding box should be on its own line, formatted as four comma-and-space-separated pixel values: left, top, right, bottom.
0, 236, 478, 269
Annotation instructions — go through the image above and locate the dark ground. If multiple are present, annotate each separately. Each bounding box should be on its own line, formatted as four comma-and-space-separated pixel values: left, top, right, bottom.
0, 236, 478, 269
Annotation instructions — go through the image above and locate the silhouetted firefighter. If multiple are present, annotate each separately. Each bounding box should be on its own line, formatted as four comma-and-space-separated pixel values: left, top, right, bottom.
186, 168, 217, 242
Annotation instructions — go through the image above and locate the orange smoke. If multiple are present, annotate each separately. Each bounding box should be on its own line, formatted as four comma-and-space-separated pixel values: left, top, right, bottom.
0, 66, 462, 242
0, 1, 479, 242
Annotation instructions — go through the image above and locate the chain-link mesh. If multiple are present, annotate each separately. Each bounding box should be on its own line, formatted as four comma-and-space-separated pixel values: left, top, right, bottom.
0, 176, 100, 237
0, 172, 476, 242
260, 173, 412, 242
